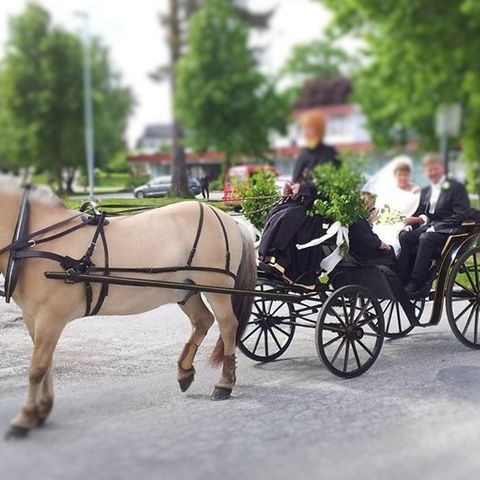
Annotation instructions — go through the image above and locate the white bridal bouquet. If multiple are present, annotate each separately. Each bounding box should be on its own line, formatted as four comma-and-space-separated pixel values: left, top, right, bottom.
376, 204, 406, 225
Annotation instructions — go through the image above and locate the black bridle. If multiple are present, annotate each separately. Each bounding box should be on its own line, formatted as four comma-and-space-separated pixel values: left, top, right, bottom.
0, 188, 109, 314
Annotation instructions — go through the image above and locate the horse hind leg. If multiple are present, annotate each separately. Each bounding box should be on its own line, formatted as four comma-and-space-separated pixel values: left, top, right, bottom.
177, 294, 214, 393
205, 293, 238, 401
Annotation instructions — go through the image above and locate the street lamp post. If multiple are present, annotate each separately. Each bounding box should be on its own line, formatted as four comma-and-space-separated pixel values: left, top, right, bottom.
75, 11, 95, 200
435, 103, 462, 176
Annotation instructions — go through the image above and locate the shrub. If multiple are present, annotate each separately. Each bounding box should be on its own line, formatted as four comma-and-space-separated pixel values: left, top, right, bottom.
237, 171, 280, 230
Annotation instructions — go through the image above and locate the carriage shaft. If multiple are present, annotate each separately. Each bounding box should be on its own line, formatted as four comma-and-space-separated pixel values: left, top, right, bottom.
44, 271, 307, 303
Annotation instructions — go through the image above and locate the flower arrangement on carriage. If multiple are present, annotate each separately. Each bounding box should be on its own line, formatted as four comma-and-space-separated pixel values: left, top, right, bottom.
240, 158, 369, 284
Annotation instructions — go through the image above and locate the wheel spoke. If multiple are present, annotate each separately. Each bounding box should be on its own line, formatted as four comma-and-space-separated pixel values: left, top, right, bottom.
349, 293, 359, 325
252, 327, 264, 354
267, 325, 283, 350
354, 298, 372, 324
475, 307, 479, 344
386, 302, 394, 332
264, 327, 269, 357
343, 341, 350, 372
242, 324, 262, 342
269, 301, 287, 317
356, 315, 379, 328
474, 253, 479, 289
351, 340, 361, 369
356, 338, 374, 357
328, 305, 348, 328
461, 307, 476, 336
396, 302, 402, 332
330, 337, 347, 364
454, 280, 475, 297
464, 264, 478, 293
322, 322, 345, 333
362, 331, 380, 338
323, 334, 343, 348
381, 300, 393, 316
454, 302, 474, 323
272, 324, 292, 337
341, 295, 350, 325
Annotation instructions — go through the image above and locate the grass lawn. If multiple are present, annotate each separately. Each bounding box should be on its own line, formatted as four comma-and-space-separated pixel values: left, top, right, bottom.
66, 196, 232, 212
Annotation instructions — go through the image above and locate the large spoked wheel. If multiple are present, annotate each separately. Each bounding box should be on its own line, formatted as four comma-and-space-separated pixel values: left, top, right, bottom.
239, 280, 296, 362
446, 247, 480, 349
379, 299, 425, 339
316, 285, 384, 378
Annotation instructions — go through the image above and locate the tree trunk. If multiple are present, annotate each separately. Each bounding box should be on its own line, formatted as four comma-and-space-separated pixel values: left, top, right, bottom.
65, 167, 76, 194
169, 0, 189, 197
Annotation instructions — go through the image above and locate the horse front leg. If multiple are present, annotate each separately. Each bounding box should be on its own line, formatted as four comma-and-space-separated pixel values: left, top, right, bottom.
177, 294, 214, 393
6, 316, 64, 439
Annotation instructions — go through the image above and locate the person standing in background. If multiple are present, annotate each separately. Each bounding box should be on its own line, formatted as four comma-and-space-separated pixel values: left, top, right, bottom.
283, 110, 340, 197
200, 170, 210, 200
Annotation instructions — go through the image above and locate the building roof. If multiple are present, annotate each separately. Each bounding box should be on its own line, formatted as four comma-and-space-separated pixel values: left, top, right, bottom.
142, 124, 174, 140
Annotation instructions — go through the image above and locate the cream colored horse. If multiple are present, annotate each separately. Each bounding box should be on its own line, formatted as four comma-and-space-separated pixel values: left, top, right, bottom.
0, 177, 256, 438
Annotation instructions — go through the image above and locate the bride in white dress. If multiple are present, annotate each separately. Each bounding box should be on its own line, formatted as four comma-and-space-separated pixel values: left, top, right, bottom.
365, 155, 421, 256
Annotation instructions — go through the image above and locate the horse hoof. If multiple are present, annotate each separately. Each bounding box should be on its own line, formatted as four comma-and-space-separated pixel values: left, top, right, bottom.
5, 426, 29, 440
211, 387, 232, 401
178, 374, 195, 393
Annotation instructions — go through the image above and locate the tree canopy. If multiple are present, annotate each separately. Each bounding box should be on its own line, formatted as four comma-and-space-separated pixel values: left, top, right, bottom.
0, 3, 134, 191
316, 0, 480, 192
175, 0, 288, 163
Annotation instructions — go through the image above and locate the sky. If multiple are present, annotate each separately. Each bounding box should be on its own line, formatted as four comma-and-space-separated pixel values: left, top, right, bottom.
0, 0, 333, 147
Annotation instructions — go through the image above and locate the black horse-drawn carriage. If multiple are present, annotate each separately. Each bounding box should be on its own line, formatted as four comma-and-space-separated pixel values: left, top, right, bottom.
239, 220, 480, 378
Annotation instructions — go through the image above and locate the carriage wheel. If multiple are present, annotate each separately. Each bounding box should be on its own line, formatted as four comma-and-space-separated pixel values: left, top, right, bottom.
316, 285, 384, 378
446, 247, 480, 349
239, 281, 296, 362
378, 299, 424, 339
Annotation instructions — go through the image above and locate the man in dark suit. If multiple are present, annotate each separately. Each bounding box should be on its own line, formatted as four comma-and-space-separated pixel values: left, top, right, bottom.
398, 153, 470, 296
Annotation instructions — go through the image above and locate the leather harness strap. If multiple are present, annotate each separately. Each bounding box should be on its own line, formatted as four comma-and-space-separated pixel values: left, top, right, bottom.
1, 194, 237, 315
208, 205, 231, 272
187, 202, 205, 267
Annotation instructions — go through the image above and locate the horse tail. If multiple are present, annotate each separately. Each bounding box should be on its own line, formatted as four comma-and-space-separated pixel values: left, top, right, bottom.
209, 223, 256, 366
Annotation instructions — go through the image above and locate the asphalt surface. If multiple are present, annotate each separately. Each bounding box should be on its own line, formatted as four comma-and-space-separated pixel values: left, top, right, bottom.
2, 296, 480, 480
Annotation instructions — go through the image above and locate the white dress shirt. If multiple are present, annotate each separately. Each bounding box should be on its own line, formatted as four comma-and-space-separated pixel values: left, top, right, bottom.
420, 175, 446, 227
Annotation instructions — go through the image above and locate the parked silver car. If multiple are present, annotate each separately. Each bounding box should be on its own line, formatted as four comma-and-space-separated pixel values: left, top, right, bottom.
134, 176, 201, 198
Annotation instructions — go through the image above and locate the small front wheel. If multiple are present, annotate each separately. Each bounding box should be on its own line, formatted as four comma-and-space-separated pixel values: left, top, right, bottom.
316, 285, 384, 378
239, 280, 296, 362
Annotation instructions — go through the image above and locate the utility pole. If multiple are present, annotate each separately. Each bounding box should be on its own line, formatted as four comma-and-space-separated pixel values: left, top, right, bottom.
75, 11, 96, 200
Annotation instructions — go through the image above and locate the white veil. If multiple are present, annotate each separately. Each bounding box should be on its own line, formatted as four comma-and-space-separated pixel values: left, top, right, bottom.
364, 155, 419, 216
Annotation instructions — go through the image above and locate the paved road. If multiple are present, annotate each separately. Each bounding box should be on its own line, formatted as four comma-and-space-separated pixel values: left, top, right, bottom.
2, 299, 480, 480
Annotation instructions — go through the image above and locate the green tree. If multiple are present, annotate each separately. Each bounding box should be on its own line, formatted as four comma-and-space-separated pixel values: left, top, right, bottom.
316, 0, 480, 192
152, 0, 273, 196
0, 3, 134, 192
282, 38, 354, 83
175, 0, 287, 165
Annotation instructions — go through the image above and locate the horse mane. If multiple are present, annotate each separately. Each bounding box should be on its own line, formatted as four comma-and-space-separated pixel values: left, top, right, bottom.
0, 174, 67, 209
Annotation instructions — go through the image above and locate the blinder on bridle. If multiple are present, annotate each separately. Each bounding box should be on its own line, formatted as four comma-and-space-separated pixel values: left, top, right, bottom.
2, 187, 31, 303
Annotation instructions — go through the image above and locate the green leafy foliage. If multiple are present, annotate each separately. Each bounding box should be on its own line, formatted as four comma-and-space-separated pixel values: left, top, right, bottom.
310, 157, 368, 226
237, 171, 280, 230
0, 3, 134, 191
315, 0, 480, 193
281, 38, 355, 82
175, 0, 288, 163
